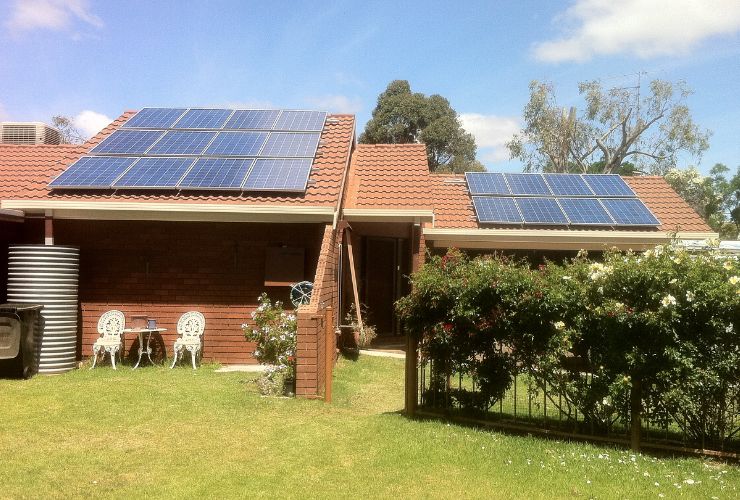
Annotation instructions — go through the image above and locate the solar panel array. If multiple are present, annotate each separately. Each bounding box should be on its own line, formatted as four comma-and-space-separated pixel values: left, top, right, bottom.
466, 172, 660, 227
49, 108, 327, 192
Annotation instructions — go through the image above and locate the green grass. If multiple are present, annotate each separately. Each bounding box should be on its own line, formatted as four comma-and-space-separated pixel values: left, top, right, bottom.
0, 357, 737, 499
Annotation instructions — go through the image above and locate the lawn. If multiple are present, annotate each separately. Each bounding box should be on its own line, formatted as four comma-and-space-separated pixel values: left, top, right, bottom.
0, 356, 737, 499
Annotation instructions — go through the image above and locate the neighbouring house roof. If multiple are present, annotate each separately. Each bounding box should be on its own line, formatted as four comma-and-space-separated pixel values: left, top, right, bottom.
342, 143, 434, 222
0, 111, 355, 222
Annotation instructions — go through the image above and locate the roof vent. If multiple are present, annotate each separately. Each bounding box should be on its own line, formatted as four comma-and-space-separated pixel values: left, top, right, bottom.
0, 122, 61, 145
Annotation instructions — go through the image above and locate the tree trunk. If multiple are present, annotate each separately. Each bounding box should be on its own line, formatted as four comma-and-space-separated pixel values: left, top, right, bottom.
630, 378, 642, 452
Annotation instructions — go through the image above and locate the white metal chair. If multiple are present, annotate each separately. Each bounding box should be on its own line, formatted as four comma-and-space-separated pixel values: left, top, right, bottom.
170, 311, 205, 369
91, 310, 125, 369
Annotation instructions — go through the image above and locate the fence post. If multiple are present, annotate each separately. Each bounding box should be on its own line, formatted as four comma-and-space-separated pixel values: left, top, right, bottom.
405, 334, 418, 416
324, 306, 334, 403
630, 378, 642, 451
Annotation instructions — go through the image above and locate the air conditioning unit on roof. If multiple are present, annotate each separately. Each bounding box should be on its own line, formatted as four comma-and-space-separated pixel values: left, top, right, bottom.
0, 122, 61, 145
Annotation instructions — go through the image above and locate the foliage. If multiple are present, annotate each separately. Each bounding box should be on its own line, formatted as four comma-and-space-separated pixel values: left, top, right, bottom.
345, 303, 377, 349
396, 250, 571, 410
507, 79, 711, 175
665, 163, 740, 238
360, 80, 484, 173
51, 115, 85, 144
243, 293, 296, 395
400, 246, 740, 446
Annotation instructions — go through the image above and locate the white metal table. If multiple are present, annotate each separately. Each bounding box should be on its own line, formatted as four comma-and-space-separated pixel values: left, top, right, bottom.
123, 327, 167, 369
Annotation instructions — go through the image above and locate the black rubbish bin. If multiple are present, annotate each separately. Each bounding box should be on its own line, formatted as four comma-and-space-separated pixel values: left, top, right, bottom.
0, 304, 43, 379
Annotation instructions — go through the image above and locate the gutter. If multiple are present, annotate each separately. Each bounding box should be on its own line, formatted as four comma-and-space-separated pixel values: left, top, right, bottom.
343, 208, 434, 224
1, 200, 334, 223
423, 228, 719, 251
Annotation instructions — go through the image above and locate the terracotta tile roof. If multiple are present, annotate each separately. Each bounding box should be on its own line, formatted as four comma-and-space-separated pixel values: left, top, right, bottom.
344, 143, 432, 210
624, 176, 711, 232
431, 173, 712, 232
0, 111, 355, 208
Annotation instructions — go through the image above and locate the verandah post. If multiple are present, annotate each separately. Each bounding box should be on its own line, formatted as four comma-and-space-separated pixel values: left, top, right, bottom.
405, 333, 418, 416
324, 306, 334, 403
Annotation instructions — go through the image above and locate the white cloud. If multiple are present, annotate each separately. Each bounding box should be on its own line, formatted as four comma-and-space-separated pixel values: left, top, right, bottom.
73, 110, 111, 138
533, 0, 740, 62
459, 113, 520, 163
6, 0, 103, 34
306, 95, 363, 114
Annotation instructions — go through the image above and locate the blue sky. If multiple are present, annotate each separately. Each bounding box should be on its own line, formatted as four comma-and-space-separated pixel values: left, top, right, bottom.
1, 0, 739, 174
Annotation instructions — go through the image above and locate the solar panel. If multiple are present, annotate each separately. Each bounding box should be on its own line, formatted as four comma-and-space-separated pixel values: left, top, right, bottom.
173, 109, 233, 129
582, 174, 635, 197
49, 157, 137, 189
274, 111, 326, 131
147, 131, 216, 155
558, 198, 614, 225
465, 172, 510, 195
113, 157, 195, 188
516, 197, 569, 224
260, 133, 321, 157
471, 197, 522, 223
504, 173, 551, 195
122, 108, 187, 128
178, 158, 254, 190
543, 174, 593, 196
90, 130, 164, 154
243, 158, 312, 192
600, 198, 660, 226
205, 131, 268, 156
224, 110, 280, 130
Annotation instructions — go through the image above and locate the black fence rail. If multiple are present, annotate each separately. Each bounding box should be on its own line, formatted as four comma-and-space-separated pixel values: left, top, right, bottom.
417, 357, 740, 459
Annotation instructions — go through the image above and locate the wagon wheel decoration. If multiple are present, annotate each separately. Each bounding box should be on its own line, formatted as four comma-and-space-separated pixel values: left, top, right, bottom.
290, 281, 314, 308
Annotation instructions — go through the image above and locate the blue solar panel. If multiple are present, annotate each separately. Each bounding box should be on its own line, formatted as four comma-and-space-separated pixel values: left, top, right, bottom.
113, 157, 195, 188
173, 109, 233, 129
274, 111, 326, 131
543, 174, 593, 196
224, 110, 280, 130
243, 158, 312, 192
49, 157, 137, 189
516, 197, 568, 224
122, 108, 187, 128
90, 130, 164, 154
465, 172, 510, 195
260, 133, 321, 157
505, 173, 551, 195
472, 197, 522, 223
583, 174, 634, 197
178, 158, 254, 190
558, 198, 615, 225
147, 131, 216, 155
205, 131, 268, 156
600, 198, 660, 225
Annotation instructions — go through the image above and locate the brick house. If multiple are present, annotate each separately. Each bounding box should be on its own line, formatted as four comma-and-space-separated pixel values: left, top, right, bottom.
0, 109, 716, 399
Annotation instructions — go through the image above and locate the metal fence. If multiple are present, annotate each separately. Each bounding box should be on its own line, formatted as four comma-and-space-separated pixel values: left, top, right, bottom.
416, 357, 740, 458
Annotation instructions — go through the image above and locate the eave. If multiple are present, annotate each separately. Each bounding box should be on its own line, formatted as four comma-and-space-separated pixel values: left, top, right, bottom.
1, 200, 334, 223
423, 227, 719, 251
342, 208, 434, 224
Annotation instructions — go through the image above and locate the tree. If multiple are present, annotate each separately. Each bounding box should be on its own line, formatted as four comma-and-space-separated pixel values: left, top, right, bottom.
665, 163, 740, 239
507, 79, 711, 175
360, 80, 484, 173
51, 115, 85, 144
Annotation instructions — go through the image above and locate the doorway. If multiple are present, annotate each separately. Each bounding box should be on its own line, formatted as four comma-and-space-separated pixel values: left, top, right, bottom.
362, 237, 409, 337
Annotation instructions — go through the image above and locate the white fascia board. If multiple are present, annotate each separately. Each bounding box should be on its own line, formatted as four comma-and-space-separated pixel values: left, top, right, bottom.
423, 228, 719, 251
342, 208, 434, 223
1, 200, 334, 223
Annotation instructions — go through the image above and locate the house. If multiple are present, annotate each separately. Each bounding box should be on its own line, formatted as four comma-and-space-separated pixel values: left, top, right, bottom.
0, 108, 716, 398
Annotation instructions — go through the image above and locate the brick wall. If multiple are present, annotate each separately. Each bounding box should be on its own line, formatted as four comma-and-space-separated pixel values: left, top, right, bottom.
53, 219, 326, 364
296, 224, 340, 398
